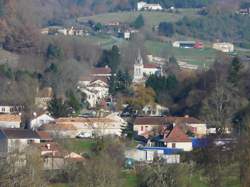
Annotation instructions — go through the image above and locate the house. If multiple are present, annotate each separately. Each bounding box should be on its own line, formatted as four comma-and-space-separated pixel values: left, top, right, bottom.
35, 87, 53, 110
0, 104, 23, 114
137, 1, 163, 11
142, 104, 168, 116
78, 78, 109, 108
163, 125, 192, 151
133, 116, 166, 136
172, 41, 203, 49
30, 113, 55, 130
212, 42, 234, 53
0, 114, 21, 128
39, 113, 127, 138
133, 51, 162, 83
91, 66, 112, 77
147, 55, 166, 66
0, 129, 41, 155
166, 116, 207, 137
33, 142, 85, 170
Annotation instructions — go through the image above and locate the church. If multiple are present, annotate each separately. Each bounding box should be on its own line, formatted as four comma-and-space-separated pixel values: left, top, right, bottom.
133, 51, 162, 83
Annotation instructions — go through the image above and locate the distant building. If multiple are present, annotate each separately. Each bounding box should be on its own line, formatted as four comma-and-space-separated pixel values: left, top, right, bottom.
172, 41, 203, 49
40, 113, 127, 138
137, 1, 163, 11
35, 87, 53, 110
0, 104, 23, 114
30, 113, 55, 130
91, 66, 112, 77
163, 125, 192, 151
0, 114, 21, 128
142, 104, 168, 116
0, 129, 41, 155
212, 42, 234, 53
133, 51, 162, 83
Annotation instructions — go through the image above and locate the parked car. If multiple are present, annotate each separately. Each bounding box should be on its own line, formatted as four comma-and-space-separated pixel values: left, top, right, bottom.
76, 132, 93, 139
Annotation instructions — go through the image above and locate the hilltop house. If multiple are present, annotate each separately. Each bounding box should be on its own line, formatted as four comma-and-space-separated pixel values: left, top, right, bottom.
212, 42, 234, 53
137, 1, 163, 11
133, 51, 162, 83
0, 129, 41, 155
39, 113, 127, 138
0, 114, 21, 128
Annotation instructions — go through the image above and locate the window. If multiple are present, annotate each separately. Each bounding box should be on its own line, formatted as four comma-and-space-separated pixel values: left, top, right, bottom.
2, 108, 5, 112
172, 143, 176, 148
141, 126, 144, 131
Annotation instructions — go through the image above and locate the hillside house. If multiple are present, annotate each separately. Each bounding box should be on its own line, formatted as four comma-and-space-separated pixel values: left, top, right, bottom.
78, 78, 109, 108
134, 116, 166, 136
39, 113, 127, 138
212, 42, 234, 53
172, 41, 203, 49
164, 125, 192, 151
0, 114, 21, 128
0, 129, 41, 155
30, 113, 55, 130
142, 104, 168, 116
0, 104, 23, 114
137, 1, 163, 11
91, 66, 112, 77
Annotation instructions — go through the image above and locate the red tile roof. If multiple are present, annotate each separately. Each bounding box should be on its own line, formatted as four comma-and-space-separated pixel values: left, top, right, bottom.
36, 131, 53, 141
166, 116, 202, 125
165, 125, 191, 142
91, 67, 111, 75
144, 63, 160, 69
134, 116, 166, 125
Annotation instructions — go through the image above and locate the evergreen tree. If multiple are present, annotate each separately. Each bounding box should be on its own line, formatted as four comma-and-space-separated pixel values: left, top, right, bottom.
132, 14, 144, 29
48, 95, 69, 118
66, 90, 82, 114
228, 57, 242, 86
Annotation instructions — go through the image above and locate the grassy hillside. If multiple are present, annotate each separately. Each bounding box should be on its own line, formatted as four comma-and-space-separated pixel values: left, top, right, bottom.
78, 9, 199, 29
145, 40, 219, 66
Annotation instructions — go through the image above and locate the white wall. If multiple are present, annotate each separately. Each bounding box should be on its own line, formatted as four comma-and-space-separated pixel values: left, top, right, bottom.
0, 121, 21, 128
166, 142, 192, 151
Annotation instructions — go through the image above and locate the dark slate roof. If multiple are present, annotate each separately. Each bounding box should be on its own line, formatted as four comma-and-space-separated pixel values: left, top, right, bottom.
1, 128, 41, 139
134, 116, 166, 125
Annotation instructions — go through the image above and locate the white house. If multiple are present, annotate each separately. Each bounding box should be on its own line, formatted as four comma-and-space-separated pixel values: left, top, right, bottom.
40, 113, 127, 138
78, 78, 109, 108
137, 1, 163, 11
35, 87, 53, 110
212, 42, 234, 53
0, 129, 41, 155
164, 125, 192, 151
30, 113, 55, 130
133, 51, 162, 83
142, 104, 168, 116
0, 114, 21, 128
0, 105, 23, 114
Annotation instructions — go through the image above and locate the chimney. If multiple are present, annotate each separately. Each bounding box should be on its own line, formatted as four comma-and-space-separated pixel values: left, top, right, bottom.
46, 144, 51, 150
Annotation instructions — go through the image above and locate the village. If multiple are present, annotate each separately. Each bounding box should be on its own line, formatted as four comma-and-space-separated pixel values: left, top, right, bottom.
0, 0, 250, 186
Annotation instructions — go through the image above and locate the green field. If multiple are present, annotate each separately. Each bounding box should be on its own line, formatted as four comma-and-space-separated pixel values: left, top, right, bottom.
78, 9, 199, 30
60, 139, 96, 154
145, 40, 219, 66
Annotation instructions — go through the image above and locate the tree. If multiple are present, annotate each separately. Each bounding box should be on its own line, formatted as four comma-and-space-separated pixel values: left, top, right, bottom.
138, 162, 190, 187
228, 57, 242, 86
46, 43, 64, 60
66, 90, 82, 114
159, 22, 174, 37
98, 45, 121, 73
48, 95, 69, 118
131, 14, 144, 29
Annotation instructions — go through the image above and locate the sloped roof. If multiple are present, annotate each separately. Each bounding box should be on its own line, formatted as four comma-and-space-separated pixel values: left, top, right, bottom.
144, 63, 160, 69
91, 67, 111, 75
36, 131, 53, 141
166, 116, 202, 125
0, 114, 21, 122
134, 116, 166, 125
165, 125, 191, 142
1, 129, 40, 139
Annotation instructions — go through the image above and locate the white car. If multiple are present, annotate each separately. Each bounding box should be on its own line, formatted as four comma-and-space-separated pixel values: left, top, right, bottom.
76, 132, 93, 139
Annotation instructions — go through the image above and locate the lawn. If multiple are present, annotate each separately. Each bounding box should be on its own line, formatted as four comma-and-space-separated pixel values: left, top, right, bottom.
145, 40, 219, 67
122, 171, 138, 187
78, 9, 199, 30
59, 139, 97, 154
